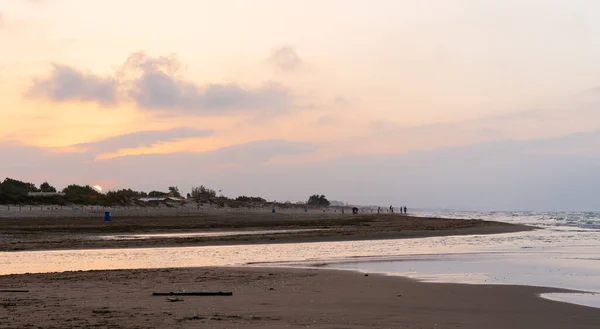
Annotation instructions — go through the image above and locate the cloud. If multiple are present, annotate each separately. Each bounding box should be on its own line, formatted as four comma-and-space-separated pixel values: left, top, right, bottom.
26, 64, 118, 106
332, 96, 351, 106
0, 139, 318, 193
206, 139, 317, 163
106, 139, 318, 168
317, 115, 337, 125
123, 52, 293, 114
268, 46, 304, 72
4, 132, 600, 211
27, 52, 296, 115
131, 74, 291, 113
73, 127, 213, 155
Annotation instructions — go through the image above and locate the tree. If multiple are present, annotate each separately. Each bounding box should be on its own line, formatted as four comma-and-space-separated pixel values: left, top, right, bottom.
60, 184, 101, 205
0, 178, 39, 196
40, 182, 57, 193
106, 188, 144, 198
236, 196, 266, 203
168, 186, 181, 197
307, 194, 330, 207
62, 184, 100, 196
191, 185, 216, 199
148, 191, 167, 197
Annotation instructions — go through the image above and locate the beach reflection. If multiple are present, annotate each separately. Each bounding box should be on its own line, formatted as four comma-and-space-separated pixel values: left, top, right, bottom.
99, 228, 329, 240
324, 251, 600, 308
2, 224, 599, 308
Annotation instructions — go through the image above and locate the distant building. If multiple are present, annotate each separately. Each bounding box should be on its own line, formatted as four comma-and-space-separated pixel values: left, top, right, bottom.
138, 197, 185, 202
27, 192, 65, 197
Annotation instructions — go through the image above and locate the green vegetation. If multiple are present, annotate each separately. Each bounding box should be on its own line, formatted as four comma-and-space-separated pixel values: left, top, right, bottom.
191, 185, 216, 199
0, 178, 40, 203
0, 176, 335, 209
235, 196, 266, 203
40, 182, 57, 192
307, 194, 331, 207
0, 177, 164, 206
168, 186, 181, 198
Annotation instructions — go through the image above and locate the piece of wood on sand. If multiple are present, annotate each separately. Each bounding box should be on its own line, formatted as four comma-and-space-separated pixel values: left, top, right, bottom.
0, 290, 29, 293
152, 291, 232, 296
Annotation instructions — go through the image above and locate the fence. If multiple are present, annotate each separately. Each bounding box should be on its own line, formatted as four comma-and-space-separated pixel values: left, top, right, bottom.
0, 203, 375, 218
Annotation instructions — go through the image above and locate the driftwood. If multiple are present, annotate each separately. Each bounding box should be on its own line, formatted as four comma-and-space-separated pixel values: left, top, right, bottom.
152, 292, 232, 296
0, 290, 29, 293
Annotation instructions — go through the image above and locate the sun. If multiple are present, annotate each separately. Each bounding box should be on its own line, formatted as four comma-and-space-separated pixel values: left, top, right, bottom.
92, 185, 103, 192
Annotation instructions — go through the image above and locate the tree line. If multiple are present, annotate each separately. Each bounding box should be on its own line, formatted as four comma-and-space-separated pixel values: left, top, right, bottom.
0, 177, 295, 206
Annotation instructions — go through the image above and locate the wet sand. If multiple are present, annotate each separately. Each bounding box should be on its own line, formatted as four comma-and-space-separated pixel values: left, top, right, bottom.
0, 212, 532, 251
0, 267, 598, 329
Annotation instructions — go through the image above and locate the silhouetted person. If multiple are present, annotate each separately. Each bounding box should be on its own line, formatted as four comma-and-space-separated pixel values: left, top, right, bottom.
390, 205, 393, 213
403, 206, 407, 214
377, 207, 381, 214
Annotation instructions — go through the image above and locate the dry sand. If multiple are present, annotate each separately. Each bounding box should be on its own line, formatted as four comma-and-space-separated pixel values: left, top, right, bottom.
0, 267, 598, 329
0, 212, 531, 251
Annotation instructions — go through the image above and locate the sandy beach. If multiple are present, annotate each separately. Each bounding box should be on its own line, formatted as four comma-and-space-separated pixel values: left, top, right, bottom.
0, 212, 531, 251
1, 266, 598, 329
3, 211, 594, 328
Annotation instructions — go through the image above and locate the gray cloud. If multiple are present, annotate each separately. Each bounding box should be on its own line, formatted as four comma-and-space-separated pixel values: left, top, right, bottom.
74, 127, 213, 155
123, 52, 293, 114
130, 71, 291, 113
26, 64, 118, 106
27, 52, 295, 114
268, 46, 304, 71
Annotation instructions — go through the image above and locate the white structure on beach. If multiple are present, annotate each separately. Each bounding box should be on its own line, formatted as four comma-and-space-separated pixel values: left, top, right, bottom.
138, 197, 185, 202
27, 192, 66, 197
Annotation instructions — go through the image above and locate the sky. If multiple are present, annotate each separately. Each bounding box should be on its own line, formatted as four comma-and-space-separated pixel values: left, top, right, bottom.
2, 0, 600, 211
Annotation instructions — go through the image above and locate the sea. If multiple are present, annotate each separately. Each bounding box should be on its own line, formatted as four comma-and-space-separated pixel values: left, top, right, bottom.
1, 210, 599, 308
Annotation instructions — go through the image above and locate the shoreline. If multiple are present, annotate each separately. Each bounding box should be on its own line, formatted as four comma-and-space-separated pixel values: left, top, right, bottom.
0, 213, 534, 252
1, 266, 598, 329
3, 225, 534, 253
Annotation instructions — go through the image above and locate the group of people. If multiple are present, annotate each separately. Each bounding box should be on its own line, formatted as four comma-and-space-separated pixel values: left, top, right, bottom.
343, 206, 408, 215
377, 206, 407, 214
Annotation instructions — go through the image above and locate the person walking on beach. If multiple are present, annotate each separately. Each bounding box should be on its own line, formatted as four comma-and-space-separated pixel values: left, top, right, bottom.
390, 205, 393, 213
403, 206, 407, 214
377, 206, 381, 214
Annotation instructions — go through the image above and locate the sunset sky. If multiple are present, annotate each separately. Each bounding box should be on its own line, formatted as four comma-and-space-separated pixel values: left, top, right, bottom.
2, 0, 600, 210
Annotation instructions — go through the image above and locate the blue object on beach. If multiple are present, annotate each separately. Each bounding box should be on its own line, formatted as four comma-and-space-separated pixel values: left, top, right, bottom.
272, 208, 276, 213
104, 211, 112, 221
304, 208, 308, 212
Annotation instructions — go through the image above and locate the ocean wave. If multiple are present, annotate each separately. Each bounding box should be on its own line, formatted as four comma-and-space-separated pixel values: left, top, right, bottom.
415, 210, 600, 230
